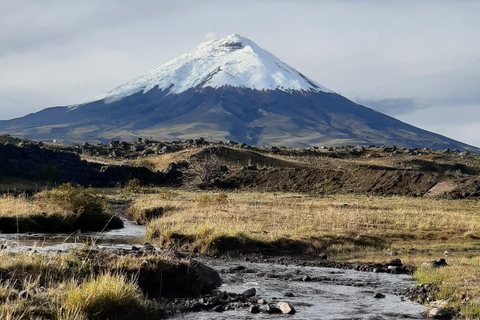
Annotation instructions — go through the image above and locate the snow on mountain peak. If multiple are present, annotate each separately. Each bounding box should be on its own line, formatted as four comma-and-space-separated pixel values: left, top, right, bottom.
101, 34, 333, 103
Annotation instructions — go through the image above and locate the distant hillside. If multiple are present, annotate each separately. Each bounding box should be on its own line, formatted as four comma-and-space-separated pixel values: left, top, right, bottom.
1, 135, 479, 199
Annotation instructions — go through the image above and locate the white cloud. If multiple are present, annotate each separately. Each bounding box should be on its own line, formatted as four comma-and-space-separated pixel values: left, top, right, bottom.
204, 32, 218, 41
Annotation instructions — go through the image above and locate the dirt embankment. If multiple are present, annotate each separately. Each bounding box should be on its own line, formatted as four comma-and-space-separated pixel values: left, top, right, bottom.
2, 136, 480, 198
219, 166, 480, 197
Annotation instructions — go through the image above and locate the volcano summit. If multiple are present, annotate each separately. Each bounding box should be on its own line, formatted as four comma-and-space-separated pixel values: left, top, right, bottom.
0, 34, 478, 152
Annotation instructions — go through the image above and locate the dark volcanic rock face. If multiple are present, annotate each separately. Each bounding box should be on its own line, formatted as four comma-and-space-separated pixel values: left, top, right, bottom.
0, 142, 177, 188
0, 87, 478, 153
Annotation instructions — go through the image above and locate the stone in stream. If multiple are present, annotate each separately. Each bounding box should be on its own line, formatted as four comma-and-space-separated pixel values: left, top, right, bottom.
387, 265, 403, 274
249, 304, 260, 313
242, 288, 256, 298
192, 262, 222, 293
373, 292, 386, 299
266, 304, 283, 314
302, 275, 312, 282
212, 305, 225, 312
278, 302, 296, 314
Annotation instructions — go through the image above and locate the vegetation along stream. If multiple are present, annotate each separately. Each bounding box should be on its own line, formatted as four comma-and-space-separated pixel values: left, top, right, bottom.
1, 220, 427, 319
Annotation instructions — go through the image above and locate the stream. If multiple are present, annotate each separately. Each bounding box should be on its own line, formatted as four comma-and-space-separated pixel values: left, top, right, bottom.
0, 218, 145, 252
173, 258, 426, 319
0, 220, 426, 319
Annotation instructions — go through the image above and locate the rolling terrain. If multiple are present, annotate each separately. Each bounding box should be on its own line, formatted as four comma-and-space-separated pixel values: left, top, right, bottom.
1, 134, 479, 199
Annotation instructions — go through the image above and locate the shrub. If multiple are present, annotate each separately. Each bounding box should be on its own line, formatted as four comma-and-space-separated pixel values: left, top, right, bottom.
35, 183, 123, 231
124, 178, 141, 193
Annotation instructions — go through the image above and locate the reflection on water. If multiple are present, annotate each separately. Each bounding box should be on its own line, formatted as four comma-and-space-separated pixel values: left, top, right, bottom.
0, 220, 426, 319
0, 218, 145, 252
174, 259, 426, 320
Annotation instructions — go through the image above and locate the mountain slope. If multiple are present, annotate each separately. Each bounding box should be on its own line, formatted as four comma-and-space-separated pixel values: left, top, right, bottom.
0, 34, 478, 153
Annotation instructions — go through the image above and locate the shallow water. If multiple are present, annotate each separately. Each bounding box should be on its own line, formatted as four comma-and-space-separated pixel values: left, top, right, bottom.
0, 221, 426, 319
174, 259, 426, 320
0, 217, 145, 252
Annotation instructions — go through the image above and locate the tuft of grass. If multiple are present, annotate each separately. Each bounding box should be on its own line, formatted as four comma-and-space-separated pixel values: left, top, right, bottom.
127, 205, 164, 225
123, 178, 142, 193
195, 192, 229, 206
62, 273, 156, 320
35, 183, 106, 218
0, 304, 26, 320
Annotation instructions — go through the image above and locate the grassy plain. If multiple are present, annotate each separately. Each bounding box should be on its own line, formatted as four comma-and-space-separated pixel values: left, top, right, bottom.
134, 190, 480, 257
2, 185, 480, 318
129, 189, 480, 318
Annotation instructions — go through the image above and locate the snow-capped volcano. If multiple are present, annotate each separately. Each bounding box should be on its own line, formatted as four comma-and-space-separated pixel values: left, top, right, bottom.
101, 34, 332, 103
1, 34, 479, 153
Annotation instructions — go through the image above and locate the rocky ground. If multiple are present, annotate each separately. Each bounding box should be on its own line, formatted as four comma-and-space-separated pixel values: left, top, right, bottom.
158, 251, 436, 318
2, 135, 480, 199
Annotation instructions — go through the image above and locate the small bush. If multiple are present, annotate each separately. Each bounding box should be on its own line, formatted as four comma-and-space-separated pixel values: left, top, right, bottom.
34, 183, 123, 231
124, 178, 142, 193
37, 183, 105, 216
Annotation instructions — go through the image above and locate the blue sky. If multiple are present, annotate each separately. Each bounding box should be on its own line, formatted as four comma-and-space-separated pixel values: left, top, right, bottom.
1, 0, 479, 147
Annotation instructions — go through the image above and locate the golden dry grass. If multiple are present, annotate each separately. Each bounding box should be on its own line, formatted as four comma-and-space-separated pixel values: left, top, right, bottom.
0, 194, 41, 217
134, 189, 480, 318
137, 190, 480, 257
414, 256, 480, 319
0, 184, 122, 233
130, 148, 200, 171
0, 249, 164, 320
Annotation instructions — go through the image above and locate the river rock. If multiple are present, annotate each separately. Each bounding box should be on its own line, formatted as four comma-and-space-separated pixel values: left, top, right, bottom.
278, 302, 296, 314
249, 304, 260, 313
212, 305, 225, 312
387, 265, 402, 274
302, 275, 312, 281
266, 304, 282, 314
193, 261, 222, 293
373, 292, 386, 299
421, 258, 448, 268
388, 259, 402, 266
242, 288, 256, 298
424, 300, 454, 319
